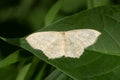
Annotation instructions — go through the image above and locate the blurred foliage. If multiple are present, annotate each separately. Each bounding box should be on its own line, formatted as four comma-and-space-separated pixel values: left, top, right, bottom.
0, 0, 120, 80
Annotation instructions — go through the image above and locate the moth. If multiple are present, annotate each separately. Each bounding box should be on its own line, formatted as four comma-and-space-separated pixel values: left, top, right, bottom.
26, 29, 101, 59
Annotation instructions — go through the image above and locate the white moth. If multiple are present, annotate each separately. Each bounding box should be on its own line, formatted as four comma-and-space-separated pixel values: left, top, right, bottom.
26, 29, 101, 59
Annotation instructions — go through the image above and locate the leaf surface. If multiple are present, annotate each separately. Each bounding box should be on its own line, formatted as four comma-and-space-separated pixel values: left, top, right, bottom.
1, 6, 120, 80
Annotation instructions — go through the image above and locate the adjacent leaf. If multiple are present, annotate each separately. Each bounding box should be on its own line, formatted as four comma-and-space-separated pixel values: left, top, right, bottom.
87, 0, 111, 9
28, 8, 46, 31
1, 6, 120, 80
16, 63, 32, 80
45, 69, 63, 80
61, 0, 86, 13
56, 73, 72, 80
24, 57, 40, 80
45, 0, 63, 26
0, 50, 19, 68
35, 63, 47, 80
0, 66, 18, 80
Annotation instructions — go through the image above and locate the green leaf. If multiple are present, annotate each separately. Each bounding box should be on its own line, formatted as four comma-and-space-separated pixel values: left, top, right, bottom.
45, 69, 63, 80
61, 0, 86, 13
1, 5, 120, 80
16, 63, 32, 80
28, 8, 46, 31
35, 63, 47, 80
24, 57, 40, 80
0, 66, 18, 80
0, 50, 19, 68
87, 0, 111, 9
45, 0, 63, 26
56, 73, 72, 80
45, 69, 73, 80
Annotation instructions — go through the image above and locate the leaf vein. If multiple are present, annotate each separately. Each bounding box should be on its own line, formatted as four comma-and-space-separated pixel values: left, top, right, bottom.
104, 29, 120, 48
